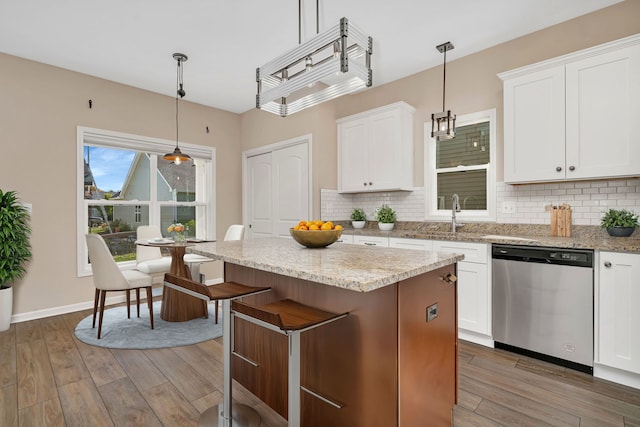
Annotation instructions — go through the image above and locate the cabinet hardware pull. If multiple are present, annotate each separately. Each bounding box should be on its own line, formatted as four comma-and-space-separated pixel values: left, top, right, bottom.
363, 182, 367, 186
442, 273, 457, 284
569, 165, 575, 171
232, 351, 259, 367
556, 166, 562, 172
369, 182, 373, 185
364, 242, 376, 246
604, 261, 612, 268
301, 386, 343, 409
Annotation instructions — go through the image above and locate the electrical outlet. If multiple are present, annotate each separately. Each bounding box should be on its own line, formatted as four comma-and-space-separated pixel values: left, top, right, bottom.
501, 201, 516, 214
426, 303, 438, 322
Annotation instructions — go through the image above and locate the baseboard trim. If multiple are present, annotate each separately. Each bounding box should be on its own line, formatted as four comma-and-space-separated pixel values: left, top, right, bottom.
10, 286, 166, 324
594, 363, 640, 390
459, 329, 494, 348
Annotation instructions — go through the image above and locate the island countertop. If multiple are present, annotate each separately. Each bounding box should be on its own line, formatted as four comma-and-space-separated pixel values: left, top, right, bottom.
188, 237, 464, 292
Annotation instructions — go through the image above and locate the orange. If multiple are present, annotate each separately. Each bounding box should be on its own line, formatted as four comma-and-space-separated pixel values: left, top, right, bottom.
334, 224, 343, 230
320, 223, 332, 230
309, 224, 320, 230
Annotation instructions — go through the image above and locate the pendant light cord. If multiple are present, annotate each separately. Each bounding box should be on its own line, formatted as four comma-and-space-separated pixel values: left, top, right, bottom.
175, 57, 185, 147
298, 0, 320, 44
442, 46, 447, 111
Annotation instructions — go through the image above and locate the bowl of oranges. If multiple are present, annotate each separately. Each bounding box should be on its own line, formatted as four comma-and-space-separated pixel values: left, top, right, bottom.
290, 220, 343, 248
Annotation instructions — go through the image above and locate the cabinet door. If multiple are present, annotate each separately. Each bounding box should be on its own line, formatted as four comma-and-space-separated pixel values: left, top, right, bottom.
503, 66, 566, 183
457, 261, 490, 335
598, 252, 640, 374
566, 45, 640, 180
352, 235, 389, 247
389, 237, 433, 251
369, 109, 402, 191
338, 118, 370, 192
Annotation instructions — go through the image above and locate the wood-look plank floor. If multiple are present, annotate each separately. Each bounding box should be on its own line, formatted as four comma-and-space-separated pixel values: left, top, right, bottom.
1, 305, 639, 426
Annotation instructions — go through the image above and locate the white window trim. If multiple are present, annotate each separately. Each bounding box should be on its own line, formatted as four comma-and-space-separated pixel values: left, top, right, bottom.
77, 126, 216, 277
424, 108, 497, 222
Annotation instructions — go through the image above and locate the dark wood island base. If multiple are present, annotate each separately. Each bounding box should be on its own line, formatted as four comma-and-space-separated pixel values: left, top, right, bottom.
225, 262, 458, 427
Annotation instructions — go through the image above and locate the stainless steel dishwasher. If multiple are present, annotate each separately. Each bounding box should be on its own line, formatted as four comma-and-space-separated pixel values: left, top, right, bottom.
492, 244, 594, 373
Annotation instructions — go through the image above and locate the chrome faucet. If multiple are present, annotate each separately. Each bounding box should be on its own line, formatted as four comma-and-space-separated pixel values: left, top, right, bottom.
451, 194, 462, 233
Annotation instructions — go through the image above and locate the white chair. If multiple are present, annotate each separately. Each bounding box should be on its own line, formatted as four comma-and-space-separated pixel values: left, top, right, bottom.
184, 224, 245, 281
136, 225, 172, 276
85, 233, 154, 339
184, 224, 246, 323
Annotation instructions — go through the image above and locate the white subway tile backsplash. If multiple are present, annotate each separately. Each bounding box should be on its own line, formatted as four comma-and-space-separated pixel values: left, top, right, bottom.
321, 178, 640, 226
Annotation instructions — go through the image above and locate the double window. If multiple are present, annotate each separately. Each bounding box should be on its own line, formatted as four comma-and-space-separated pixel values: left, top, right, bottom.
425, 109, 496, 221
77, 127, 216, 276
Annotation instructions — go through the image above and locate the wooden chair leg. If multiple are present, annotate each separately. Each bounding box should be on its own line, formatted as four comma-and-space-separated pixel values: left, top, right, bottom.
97, 290, 107, 339
214, 301, 219, 324
203, 300, 209, 319
146, 287, 154, 330
136, 288, 141, 318
126, 289, 131, 319
92, 289, 100, 328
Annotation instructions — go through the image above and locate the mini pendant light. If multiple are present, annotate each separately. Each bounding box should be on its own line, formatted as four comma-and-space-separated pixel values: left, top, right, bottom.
431, 41, 456, 141
163, 53, 192, 164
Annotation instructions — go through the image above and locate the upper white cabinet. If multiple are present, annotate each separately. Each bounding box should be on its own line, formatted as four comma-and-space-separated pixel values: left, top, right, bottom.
500, 35, 640, 184
337, 102, 415, 193
597, 251, 640, 381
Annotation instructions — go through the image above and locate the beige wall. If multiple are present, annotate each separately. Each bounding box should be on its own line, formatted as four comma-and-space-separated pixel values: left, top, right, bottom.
0, 54, 242, 316
2, 0, 639, 319
241, 0, 640, 218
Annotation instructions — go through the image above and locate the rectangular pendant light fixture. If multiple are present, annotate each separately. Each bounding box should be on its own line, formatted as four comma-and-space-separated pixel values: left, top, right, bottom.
256, 17, 372, 117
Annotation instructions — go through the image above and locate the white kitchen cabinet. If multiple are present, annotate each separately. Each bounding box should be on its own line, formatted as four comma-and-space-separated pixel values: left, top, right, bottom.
500, 35, 640, 184
433, 240, 492, 347
596, 251, 640, 387
389, 237, 433, 251
337, 102, 415, 193
352, 235, 389, 247
335, 234, 354, 244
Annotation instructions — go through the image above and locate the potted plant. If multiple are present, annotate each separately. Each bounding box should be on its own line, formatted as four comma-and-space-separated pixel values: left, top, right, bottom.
350, 207, 367, 229
376, 204, 397, 231
0, 190, 32, 331
601, 208, 639, 237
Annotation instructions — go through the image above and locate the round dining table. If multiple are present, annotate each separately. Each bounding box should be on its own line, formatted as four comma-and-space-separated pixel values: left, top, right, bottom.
135, 240, 208, 322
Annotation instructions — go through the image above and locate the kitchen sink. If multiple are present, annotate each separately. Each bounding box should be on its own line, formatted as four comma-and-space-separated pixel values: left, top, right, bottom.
482, 234, 538, 242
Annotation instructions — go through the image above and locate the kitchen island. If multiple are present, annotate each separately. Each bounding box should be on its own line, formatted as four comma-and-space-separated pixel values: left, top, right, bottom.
189, 237, 464, 427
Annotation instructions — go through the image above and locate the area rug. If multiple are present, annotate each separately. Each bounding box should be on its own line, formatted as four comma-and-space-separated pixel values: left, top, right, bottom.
74, 302, 221, 349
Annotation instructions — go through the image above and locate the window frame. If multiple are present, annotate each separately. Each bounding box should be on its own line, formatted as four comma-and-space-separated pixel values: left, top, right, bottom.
77, 126, 216, 277
424, 108, 496, 222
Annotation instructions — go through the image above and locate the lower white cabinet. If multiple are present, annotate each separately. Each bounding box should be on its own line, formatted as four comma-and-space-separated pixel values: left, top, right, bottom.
389, 237, 433, 251
432, 240, 492, 347
352, 235, 389, 247
390, 237, 492, 347
336, 234, 354, 244
596, 251, 640, 387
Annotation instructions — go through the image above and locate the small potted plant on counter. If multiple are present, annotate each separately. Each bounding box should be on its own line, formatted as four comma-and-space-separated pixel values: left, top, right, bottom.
376, 204, 397, 231
601, 208, 638, 237
350, 207, 367, 229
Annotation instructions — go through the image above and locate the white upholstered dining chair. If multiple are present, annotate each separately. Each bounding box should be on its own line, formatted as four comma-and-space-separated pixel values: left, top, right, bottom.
85, 233, 154, 339
136, 225, 172, 277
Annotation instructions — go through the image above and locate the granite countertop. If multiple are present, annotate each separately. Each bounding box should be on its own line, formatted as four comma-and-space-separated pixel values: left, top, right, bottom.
188, 237, 464, 293
338, 221, 640, 253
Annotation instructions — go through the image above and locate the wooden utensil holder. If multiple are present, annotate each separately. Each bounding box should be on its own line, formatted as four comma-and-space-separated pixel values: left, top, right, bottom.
551, 208, 572, 237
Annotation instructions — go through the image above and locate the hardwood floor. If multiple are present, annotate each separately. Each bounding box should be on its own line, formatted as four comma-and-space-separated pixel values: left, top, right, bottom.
1, 307, 639, 426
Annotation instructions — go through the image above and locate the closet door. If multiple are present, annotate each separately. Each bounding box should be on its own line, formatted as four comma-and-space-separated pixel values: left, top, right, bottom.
246, 140, 310, 238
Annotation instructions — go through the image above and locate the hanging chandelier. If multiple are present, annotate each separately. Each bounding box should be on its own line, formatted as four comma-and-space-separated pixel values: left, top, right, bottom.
163, 53, 192, 164
256, 0, 373, 117
431, 41, 456, 141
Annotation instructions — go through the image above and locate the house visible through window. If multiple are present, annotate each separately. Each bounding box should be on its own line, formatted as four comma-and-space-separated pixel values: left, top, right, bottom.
425, 109, 496, 221
77, 127, 215, 276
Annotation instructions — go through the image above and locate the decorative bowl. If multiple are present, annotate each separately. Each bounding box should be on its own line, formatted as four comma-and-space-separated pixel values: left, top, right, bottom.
290, 228, 343, 248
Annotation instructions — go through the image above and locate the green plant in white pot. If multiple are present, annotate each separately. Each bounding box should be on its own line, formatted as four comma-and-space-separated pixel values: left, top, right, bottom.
350, 207, 367, 229
375, 204, 397, 231
601, 208, 638, 237
0, 190, 32, 331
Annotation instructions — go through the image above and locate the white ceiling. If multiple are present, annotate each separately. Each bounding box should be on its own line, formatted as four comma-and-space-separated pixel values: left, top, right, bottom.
0, 0, 622, 114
